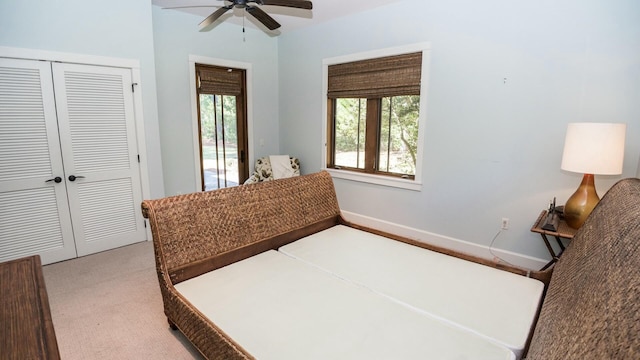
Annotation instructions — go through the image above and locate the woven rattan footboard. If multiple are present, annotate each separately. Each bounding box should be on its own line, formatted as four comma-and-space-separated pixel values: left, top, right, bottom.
141, 171, 342, 359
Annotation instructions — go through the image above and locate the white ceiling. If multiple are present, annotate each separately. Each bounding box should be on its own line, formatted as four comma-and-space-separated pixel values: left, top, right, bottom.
152, 0, 404, 34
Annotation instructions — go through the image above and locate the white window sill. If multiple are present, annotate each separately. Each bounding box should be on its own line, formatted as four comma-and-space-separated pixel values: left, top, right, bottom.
325, 168, 422, 191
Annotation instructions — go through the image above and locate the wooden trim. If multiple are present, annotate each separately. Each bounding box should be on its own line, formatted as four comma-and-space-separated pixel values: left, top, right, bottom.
169, 216, 341, 284
195, 70, 206, 192
236, 70, 249, 183
338, 217, 553, 285
326, 98, 335, 167
364, 99, 379, 172
168, 215, 553, 286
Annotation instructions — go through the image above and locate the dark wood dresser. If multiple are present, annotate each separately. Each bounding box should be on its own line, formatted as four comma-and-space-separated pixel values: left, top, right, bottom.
0, 255, 60, 359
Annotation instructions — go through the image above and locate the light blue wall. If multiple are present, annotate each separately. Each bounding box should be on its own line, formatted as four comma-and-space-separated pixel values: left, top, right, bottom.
3, 0, 636, 260
0, 0, 165, 199
152, 7, 280, 196
278, 0, 640, 259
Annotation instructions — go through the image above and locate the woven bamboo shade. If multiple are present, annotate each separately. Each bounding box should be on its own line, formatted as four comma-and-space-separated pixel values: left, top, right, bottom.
327, 52, 422, 98
198, 66, 242, 96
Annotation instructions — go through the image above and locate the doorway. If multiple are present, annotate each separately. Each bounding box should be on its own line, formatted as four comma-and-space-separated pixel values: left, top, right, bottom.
195, 64, 249, 190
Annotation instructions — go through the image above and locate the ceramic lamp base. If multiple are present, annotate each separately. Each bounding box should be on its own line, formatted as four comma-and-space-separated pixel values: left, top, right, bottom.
563, 173, 600, 229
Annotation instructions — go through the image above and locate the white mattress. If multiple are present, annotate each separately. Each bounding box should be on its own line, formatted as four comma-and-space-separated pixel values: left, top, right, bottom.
279, 225, 544, 358
175, 250, 514, 360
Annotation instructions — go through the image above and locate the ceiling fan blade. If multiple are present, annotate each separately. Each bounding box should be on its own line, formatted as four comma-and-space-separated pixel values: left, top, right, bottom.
258, 0, 313, 10
162, 5, 219, 10
198, 6, 232, 30
246, 6, 281, 30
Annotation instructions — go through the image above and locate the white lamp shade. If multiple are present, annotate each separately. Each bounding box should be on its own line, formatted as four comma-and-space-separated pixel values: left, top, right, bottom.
561, 122, 626, 175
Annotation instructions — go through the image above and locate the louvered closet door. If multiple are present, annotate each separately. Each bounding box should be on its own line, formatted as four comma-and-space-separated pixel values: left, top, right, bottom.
0, 58, 77, 264
52, 63, 146, 257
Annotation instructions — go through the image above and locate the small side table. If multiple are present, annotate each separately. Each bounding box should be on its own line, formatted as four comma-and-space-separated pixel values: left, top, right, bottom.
530, 210, 577, 271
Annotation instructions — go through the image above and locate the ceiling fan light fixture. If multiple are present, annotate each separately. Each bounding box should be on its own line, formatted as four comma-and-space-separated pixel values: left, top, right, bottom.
195, 0, 312, 32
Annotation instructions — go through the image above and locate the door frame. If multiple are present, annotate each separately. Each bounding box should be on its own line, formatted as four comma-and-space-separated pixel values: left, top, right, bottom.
0, 46, 153, 241
188, 55, 254, 192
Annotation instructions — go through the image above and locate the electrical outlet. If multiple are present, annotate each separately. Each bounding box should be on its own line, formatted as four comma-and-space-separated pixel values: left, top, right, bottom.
501, 218, 509, 230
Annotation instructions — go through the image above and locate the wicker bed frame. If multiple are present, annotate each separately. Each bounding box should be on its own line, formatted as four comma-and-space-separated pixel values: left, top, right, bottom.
141, 171, 639, 359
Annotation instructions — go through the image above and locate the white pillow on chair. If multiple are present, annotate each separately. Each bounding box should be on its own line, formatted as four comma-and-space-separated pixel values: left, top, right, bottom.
270, 155, 296, 180
244, 156, 300, 184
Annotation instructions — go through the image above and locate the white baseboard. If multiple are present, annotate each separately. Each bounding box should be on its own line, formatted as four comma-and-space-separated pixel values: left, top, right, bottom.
340, 210, 549, 271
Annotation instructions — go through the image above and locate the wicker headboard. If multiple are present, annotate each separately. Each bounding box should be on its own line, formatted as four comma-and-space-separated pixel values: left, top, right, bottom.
527, 178, 640, 359
141, 171, 341, 284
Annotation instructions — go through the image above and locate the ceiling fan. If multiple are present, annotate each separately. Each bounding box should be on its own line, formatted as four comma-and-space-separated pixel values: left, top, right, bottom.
197, 0, 313, 31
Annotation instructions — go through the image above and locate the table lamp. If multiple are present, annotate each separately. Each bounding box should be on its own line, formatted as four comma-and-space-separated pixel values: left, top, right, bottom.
560, 122, 626, 229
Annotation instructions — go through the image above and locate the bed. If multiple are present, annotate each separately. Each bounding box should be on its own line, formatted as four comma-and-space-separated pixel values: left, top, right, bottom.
141, 171, 640, 360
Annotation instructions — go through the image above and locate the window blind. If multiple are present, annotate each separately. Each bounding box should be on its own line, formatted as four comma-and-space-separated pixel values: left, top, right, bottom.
327, 52, 422, 98
198, 65, 242, 96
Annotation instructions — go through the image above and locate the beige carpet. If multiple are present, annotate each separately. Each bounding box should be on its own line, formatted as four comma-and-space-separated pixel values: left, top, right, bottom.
42, 241, 203, 360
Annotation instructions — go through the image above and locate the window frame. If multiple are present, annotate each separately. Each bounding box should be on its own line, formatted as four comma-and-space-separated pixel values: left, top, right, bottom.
322, 43, 431, 191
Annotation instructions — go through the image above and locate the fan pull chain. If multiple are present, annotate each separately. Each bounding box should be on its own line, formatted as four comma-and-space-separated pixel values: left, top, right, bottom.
243, 11, 246, 42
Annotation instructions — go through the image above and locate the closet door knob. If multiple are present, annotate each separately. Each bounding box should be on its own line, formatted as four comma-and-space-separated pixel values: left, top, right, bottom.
45, 176, 63, 183
68, 175, 85, 182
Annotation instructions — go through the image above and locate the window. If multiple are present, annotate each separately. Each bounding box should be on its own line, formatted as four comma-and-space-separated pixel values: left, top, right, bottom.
196, 64, 249, 190
332, 95, 420, 177
325, 47, 427, 189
